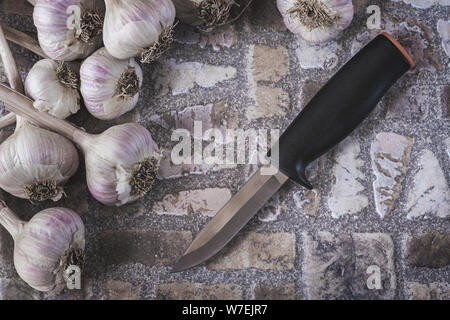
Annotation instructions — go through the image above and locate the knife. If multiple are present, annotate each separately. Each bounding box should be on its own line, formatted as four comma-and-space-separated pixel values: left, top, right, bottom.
172, 32, 414, 272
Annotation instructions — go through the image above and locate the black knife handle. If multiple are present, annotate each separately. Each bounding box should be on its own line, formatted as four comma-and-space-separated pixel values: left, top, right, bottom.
269, 33, 414, 189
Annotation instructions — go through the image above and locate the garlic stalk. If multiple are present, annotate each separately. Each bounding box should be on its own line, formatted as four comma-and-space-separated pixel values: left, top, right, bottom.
0, 85, 161, 206
103, 0, 176, 63
25, 59, 81, 119
173, 0, 235, 28
80, 48, 143, 120
277, 0, 354, 43
33, 0, 105, 61
0, 25, 80, 202
0, 202, 85, 293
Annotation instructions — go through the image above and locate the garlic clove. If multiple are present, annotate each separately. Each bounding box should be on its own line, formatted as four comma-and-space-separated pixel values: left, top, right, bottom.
277, 0, 354, 43
25, 59, 81, 119
103, 0, 176, 63
80, 47, 143, 120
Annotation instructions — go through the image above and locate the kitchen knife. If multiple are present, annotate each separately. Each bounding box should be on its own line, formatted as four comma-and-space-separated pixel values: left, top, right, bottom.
172, 32, 414, 272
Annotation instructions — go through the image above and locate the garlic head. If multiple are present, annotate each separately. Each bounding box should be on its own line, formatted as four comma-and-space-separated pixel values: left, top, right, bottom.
0, 122, 79, 202
25, 59, 80, 119
277, 0, 354, 43
82, 123, 160, 206
33, 0, 105, 61
80, 47, 143, 120
173, 0, 235, 28
0, 204, 85, 293
103, 0, 176, 63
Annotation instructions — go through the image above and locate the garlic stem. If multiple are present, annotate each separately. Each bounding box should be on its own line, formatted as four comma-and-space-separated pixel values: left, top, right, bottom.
0, 84, 88, 145
1, 24, 48, 59
0, 201, 25, 241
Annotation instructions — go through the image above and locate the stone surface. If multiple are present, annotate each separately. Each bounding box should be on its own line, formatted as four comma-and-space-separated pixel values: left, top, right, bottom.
151, 59, 237, 96
175, 24, 237, 51
99, 230, 191, 266
437, 19, 450, 59
207, 232, 295, 270
406, 233, 450, 268
405, 149, 450, 219
157, 282, 243, 300
304, 232, 396, 299
251, 45, 289, 83
296, 39, 342, 70
327, 136, 368, 218
0, 278, 40, 300
406, 282, 450, 300
254, 283, 298, 300
370, 132, 413, 218
102, 280, 141, 300
246, 85, 290, 120
153, 188, 231, 217
392, 0, 450, 9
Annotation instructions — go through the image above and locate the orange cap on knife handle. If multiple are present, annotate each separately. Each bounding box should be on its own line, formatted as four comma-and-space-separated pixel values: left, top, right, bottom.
381, 32, 415, 68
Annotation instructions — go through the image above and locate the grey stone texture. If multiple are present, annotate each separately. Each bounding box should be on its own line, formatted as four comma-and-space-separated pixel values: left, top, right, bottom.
0, 0, 449, 299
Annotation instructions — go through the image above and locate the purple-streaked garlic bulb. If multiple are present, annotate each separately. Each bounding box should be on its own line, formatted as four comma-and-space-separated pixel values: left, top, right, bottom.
33, 0, 105, 61
0, 202, 85, 293
173, 0, 235, 28
277, 0, 354, 43
25, 59, 80, 119
0, 84, 161, 207
0, 120, 79, 202
103, 0, 176, 63
80, 48, 143, 120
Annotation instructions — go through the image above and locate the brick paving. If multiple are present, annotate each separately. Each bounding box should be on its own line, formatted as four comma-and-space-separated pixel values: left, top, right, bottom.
0, 0, 449, 299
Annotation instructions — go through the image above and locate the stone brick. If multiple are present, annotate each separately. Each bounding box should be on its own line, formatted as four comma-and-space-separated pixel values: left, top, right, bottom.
246, 86, 289, 120
0, 0, 33, 16
406, 233, 450, 268
258, 193, 282, 222
385, 84, 438, 119
437, 19, 450, 59
405, 149, 450, 219
151, 59, 237, 96
370, 132, 413, 218
207, 232, 295, 270
102, 280, 141, 300
175, 24, 237, 51
296, 38, 341, 70
99, 230, 191, 266
304, 232, 396, 299
406, 282, 450, 300
153, 188, 231, 217
327, 136, 368, 218
157, 282, 243, 300
251, 45, 289, 83
254, 283, 298, 300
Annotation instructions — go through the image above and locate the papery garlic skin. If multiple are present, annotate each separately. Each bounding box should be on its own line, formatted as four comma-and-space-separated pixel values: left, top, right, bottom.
80, 48, 143, 120
173, 0, 235, 27
103, 0, 176, 63
277, 0, 354, 43
0, 122, 79, 202
33, 0, 105, 61
82, 123, 160, 206
25, 59, 80, 119
0, 204, 85, 293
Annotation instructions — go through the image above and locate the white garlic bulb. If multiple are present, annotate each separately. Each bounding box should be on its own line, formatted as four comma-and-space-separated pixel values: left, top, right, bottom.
33, 0, 105, 61
25, 59, 80, 119
277, 0, 354, 43
103, 0, 176, 63
173, 0, 235, 28
80, 48, 143, 120
0, 121, 79, 202
0, 203, 85, 293
0, 85, 161, 207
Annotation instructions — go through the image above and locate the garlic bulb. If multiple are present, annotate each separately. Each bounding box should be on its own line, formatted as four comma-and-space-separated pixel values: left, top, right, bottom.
0, 85, 161, 207
25, 59, 80, 119
103, 0, 176, 63
173, 0, 235, 28
0, 121, 80, 202
0, 202, 85, 293
277, 0, 354, 43
33, 0, 105, 61
80, 48, 143, 120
